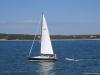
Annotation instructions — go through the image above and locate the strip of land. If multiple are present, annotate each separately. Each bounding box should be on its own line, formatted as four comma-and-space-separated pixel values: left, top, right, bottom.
0, 33, 100, 40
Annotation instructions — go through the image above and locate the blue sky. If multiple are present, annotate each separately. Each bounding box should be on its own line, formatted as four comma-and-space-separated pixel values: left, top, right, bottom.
0, 0, 100, 35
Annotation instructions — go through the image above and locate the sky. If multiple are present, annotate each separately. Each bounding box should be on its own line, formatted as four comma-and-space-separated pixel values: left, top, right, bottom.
0, 0, 100, 35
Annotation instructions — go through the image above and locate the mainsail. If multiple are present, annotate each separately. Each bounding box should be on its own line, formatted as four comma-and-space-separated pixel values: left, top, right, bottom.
40, 14, 54, 55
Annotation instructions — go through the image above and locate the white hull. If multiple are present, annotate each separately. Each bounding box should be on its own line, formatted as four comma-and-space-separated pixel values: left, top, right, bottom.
28, 55, 57, 61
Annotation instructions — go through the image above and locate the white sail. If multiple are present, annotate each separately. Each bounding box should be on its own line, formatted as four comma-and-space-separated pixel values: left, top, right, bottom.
40, 14, 54, 55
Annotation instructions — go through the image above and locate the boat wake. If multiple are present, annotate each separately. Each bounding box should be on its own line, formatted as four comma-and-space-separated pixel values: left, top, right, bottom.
65, 58, 80, 61
84, 72, 100, 75
65, 58, 100, 61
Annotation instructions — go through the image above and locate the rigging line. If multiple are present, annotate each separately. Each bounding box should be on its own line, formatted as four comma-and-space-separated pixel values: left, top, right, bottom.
28, 35, 37, 57
28, 24, 39, 57
28, 14, 42, 57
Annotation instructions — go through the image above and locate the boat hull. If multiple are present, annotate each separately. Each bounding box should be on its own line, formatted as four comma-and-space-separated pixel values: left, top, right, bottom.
28, 56, 57, 61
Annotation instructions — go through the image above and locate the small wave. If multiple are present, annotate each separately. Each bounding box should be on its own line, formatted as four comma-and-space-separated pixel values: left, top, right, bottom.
65, 58, 100, 62
84, 72, 100, 75
65, 58, 80, 61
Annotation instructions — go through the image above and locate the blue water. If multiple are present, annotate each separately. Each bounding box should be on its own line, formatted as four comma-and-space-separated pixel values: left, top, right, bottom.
0, 40, 100, 75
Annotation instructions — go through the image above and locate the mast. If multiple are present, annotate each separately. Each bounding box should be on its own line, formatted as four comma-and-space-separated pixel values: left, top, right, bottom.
40, 13, 54, 55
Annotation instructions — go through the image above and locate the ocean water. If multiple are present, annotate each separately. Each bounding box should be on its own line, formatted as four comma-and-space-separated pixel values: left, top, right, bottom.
0, 40, 100, 75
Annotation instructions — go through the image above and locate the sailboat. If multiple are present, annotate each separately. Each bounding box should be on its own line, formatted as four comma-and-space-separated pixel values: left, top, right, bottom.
28, 13, 57, 61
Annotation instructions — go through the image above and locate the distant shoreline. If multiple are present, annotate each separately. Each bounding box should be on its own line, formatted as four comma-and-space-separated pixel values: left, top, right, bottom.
0, 33, 100, 40
0, 39, 100, 41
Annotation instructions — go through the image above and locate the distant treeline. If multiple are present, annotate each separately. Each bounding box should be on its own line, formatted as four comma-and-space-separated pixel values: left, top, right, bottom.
0, 33, 100, 40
